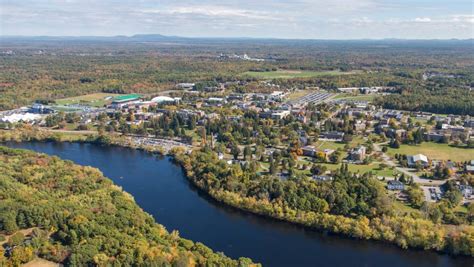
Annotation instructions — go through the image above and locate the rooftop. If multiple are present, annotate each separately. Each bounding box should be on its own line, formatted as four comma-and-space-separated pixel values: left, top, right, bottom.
113, 94, 142, 103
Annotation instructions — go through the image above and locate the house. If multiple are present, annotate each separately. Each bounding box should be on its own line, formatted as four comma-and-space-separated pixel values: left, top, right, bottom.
271, 110, 290, 120
301, 146, 317, 157
301, 146, 334, 160
424, 131, 448, 143
269, 91, 287, 100
458, 184, 473, 198
386, 129, 407, 139
313, 175, 333, 182
298, 130, 308, 145
387, 180, 405, 190
349, 146, 366, 161
464, 120, 474, 128
407, 154, 429, 168
466, 161, 474, 174
176, 83, 195, 90
354, 121, 366, 132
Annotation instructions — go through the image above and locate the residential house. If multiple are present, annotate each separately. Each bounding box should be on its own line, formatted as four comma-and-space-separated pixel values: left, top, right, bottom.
349, 146, 367, 161
313, 175, 333, 182
387, 180, 405, 190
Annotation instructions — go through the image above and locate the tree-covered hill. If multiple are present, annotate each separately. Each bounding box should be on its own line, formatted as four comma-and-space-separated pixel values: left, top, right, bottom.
0, 146, 256, 266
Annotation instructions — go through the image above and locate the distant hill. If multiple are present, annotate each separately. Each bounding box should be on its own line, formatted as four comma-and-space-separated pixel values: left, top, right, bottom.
1, 34, 472, 46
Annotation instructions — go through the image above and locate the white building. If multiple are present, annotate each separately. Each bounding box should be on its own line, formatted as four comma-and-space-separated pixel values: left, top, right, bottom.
407, 154, 429, 167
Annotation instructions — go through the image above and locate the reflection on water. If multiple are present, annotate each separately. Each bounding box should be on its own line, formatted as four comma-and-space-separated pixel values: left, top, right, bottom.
4, 142, 472, 267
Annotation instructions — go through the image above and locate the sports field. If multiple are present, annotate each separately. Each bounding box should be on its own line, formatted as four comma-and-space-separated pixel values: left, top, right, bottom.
242, 69, 358, 79
333, 94, 377, 102
55, 93, 120, 107
386, 142, 474, 162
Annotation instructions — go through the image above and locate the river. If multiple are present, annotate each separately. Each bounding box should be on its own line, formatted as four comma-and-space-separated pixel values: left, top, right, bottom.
4, 142, 472, 267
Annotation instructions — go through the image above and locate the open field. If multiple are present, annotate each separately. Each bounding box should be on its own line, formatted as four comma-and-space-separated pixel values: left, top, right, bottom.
55, 93, 120, 107
23, 258, 59, 267
295, 156, 399, 177
320, 162, 399, 177
386, 142, 474, 162
242, 69, 359, 79
333, 94, 378, 102
314, 140, 347, 150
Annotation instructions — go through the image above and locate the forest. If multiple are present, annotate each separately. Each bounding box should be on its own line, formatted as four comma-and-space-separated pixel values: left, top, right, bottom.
1, 39, 473, 115
0, 146, 256, 266
172, 147, 474, 256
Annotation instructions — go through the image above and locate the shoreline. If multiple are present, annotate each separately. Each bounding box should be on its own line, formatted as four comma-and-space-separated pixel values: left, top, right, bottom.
1, 130, 473, 258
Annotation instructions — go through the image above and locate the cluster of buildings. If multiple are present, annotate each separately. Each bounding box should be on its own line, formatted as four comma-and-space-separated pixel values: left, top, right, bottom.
337, 86, 394, 94
218, 53, 265, 62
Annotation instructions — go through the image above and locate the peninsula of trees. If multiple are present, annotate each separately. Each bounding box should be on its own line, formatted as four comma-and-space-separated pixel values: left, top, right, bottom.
0, 146, 256, 266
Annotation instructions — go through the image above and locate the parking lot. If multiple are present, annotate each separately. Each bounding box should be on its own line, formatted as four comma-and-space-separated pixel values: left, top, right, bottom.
421, 186, 442, 202
290, 91, 334, 105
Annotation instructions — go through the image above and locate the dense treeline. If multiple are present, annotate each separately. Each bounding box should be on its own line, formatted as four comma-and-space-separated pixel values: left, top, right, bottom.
376, 87, 474, 116
172, 148, 474, 256
0, 146, 256, 266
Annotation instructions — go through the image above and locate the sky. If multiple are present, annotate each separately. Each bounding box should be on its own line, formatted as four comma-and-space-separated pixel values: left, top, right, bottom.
1, 0, 473, 39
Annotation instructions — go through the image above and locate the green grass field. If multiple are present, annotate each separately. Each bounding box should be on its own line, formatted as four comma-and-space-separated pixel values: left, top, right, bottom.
55, 93, 120, 107
333, 94, 377, 102
386, 142, 474, 162
242, 69, 358, 79
319, 162, 399, 177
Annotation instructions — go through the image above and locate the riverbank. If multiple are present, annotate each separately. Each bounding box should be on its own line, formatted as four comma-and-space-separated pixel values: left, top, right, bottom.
0, 146, 257, 266
1, 128, 473, 258
170, 149, 474, 257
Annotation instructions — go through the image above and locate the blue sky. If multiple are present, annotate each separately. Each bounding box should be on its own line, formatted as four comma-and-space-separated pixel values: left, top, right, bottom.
1, 0, 473, 39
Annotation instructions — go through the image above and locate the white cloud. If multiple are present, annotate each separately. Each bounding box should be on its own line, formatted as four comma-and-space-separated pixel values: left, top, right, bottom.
414, 17, 431, 22
141, 6, 275, 20
0, 0, 473, 38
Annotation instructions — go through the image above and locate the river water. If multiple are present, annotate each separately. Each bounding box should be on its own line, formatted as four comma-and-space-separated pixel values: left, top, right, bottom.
5, 142, 472, 267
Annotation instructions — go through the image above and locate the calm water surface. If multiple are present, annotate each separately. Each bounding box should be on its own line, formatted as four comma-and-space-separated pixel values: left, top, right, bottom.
5, 142, 473, 267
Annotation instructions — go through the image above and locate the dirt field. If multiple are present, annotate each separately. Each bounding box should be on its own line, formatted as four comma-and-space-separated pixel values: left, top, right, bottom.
23, 258, 59, 267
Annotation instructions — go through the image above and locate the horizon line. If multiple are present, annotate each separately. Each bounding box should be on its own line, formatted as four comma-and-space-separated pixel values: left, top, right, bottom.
1, 34, 473, 42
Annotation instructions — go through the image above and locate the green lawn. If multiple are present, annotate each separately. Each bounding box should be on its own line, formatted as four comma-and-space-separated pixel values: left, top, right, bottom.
386, 142, 474, 162
319, 162, 399, 177
55, 93, 120, 107
314, 140, 347, 150
297, 154, 400, 178
333, 94, 377, 102
242, 69, 358, 79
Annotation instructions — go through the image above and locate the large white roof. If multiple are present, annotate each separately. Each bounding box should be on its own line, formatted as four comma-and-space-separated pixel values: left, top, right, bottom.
151, 96, 175, 103
412, 154, 428, 163
1, 113, 42, 123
